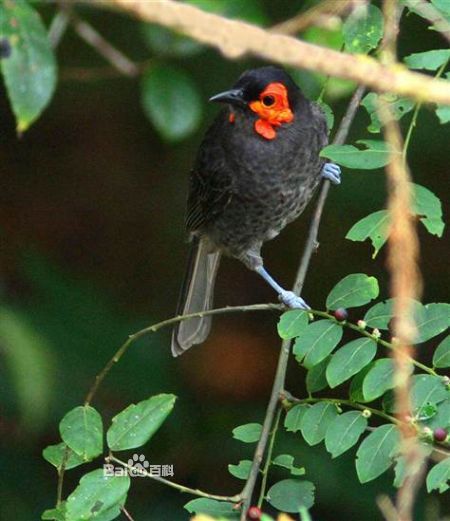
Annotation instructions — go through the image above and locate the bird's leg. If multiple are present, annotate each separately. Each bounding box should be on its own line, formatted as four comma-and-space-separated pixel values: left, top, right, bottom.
321, 162, 341, 185
255, 266, 310, 310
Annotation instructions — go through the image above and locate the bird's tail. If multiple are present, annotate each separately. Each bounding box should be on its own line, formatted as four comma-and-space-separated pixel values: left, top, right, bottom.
171, 237, 221, 357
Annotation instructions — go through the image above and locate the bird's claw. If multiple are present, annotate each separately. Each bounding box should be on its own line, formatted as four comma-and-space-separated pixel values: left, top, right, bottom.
321, 162, 341, 185
279, 290, 310, 310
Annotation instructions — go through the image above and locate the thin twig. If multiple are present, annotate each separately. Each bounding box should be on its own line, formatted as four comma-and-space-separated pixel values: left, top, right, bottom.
120, 506, 135, 521
107, 455, 242, 502
87, 0, 450, 105
271, 0, 357, 34
84, 303, 282, 405
49, 10, 70, 48
239, 85, 366, 520
68, 10, 139, 77
284, 392, 401, 425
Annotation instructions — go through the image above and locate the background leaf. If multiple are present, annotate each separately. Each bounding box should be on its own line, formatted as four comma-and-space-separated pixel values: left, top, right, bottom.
277, 310, 309, 339
320, 141, 390, 169
412, 184, 445, 237
355, 425, 399, 483
433, 335, 450, 368
426, 459, 450, 494
361, 92, 414, 133
232, 423, 262, 443
326, 338, 377, 388
59, 406, 103, 461
184, 498, 237, 516
404, 49, 450, 70
301, 402, 338, 446
362, 358, 396, 401
0, 0, 57, 131
326, 274, 379, 310
346, 210, 390, 258
266, 479, 315, 513
272, 454, 305, 476
284, 405, 309, 433
343, 4, 384, 54
141, 64, 202, 141
66, 469, 130, 521
325, 411, 367, 458
306, 356, 331, 394
415, 303, 450, 343
107, 394, 176, 451
228, 460, 252, 480
293, 320, 343, 368
43, 442, 86, 471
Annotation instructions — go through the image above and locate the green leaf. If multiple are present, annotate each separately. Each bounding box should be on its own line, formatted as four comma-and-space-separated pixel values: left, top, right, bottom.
361, 92, 414, 133
435, 104, 450, 124
66, 469, 130, 521
277, 310, 309, 339
415, 303, 450, 343
59, 406, 103, 460
320, 141, 391, 169
232, 423, 262, 443
141, 64, 202, 141
43, 442, 86, 471
433, 335, 450, 368
266, 479, 315, 513
228, 460, 252, 480
301, 402, 338, 446
0, 0, 57, 132
346, 210, 390, 258
423, 398, 450, 430
184, 498, 237, 516
284, 404, 309, 433
0, 307, 54, 431
326, 273, 379, 310
349, 363, 375, 403
326, 338, 377, 388
362, 358, 396, 401
412, 184, 445, 237
141, 24, 203, 57
317, 100, 334, 132
325, 411, 368, 458
107, 394, 176, 451
306, 356, 331, 394
364, 299, 393, 329
404, 49, 450, 70
411, 374, 449, 413
343, 4, 384, 54
41, 505, 66, 521
293, 320, 343, 368
272, 455, 305, 476
426, 458, 450, 493
355, 425, 399, 483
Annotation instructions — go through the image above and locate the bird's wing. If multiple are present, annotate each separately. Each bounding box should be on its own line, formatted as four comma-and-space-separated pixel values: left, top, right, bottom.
186, 113, 234, 232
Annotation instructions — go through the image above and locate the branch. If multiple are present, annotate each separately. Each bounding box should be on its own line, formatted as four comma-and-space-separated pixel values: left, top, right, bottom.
378, 2, 426, 519
88, 0, 450, 105
107, 455, 241, 502
239, 85, 367, 520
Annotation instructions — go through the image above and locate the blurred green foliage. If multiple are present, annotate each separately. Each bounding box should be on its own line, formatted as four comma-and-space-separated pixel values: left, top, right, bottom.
0, 0, 449, 520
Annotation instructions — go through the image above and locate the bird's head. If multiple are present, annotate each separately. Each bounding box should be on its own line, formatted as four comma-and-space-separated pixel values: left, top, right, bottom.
209, 66, 302, 140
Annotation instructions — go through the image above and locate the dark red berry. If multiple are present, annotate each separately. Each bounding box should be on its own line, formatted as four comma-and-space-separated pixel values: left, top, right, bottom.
247, 506, 262, 520
334, 308, 348, 321
433, 428, 448, 442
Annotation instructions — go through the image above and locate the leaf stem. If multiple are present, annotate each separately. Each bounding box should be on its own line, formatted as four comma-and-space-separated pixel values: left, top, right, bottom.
107, 455, 242, 502
257, 407, 282, 508
284, 392, 400, 425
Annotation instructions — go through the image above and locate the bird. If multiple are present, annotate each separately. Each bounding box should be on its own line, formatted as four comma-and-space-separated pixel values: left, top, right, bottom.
171, 66, 341, 357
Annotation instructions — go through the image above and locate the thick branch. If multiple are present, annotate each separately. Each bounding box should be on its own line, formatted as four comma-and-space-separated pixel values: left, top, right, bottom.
89, 0, 450, 105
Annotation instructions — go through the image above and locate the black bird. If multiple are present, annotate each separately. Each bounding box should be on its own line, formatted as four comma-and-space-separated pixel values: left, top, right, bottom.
172, 66, 340, 357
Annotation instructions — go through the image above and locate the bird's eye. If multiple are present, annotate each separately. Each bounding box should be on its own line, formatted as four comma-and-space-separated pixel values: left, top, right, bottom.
261, 95, 275, 107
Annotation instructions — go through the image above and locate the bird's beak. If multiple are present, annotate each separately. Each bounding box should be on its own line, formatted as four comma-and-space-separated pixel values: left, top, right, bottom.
209, 88, 246, 107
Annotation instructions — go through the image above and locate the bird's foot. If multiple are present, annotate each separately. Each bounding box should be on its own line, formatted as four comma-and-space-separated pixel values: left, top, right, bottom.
279, 290, 310, 310
321, 162, 341, 185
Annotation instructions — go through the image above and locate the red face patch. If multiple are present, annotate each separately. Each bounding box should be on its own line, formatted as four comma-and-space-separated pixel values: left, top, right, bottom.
249, 82, 294, 140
